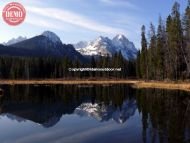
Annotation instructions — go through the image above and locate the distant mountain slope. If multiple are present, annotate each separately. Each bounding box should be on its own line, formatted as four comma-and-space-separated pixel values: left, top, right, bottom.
75, 34, 138, 60
3, 36, 27, 46
0, 32, 137, 61
74, 41, 88, 49
0, 31, 86, 62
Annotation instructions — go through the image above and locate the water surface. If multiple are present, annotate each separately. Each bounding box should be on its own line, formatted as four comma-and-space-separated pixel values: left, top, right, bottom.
0, 84, 190, 143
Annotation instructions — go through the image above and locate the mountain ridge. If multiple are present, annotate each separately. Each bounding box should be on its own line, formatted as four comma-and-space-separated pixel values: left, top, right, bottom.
0, 31, 86, 62
3, 36, 27, 46
75, 34, 138, 60
1, 31, 137, 61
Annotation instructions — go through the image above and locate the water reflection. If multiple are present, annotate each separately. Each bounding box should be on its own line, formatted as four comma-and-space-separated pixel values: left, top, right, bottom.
0, 85, 190, 143
75, 100, 136, 124
0, 85, 136, 127
136, 89, 190, 143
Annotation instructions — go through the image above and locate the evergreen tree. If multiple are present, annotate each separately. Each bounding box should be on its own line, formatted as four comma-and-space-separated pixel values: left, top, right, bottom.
156, 16, 166, 80
182, 0, 190, 77
171, 2, 184, 79
140, 25, 148, 79
148, 23, 157, 79
166, 15, 174, 79
136, 50, 141, 78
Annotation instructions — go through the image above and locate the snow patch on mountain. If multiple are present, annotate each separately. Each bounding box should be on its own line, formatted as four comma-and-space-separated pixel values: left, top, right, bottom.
75, 34, 138, 60
77, 36, 114, 57
112, 34, 138, 59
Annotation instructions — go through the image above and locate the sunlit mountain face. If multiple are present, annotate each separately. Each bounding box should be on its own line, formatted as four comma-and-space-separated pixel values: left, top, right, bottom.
75, 34, 137, 60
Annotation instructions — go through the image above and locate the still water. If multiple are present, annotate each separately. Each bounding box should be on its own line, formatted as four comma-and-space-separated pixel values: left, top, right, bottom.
0, 84, 189, 143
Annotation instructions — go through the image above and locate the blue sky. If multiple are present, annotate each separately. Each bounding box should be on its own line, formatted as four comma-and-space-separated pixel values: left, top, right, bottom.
0, 0, 187, 49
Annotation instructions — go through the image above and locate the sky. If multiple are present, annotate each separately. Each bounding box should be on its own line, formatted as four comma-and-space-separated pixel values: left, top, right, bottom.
0, 0, 187, 49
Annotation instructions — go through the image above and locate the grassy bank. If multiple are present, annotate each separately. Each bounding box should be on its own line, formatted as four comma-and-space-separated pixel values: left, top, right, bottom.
0, 79, 136, 85
0, 79, 190, 91
132, 81, 190, 91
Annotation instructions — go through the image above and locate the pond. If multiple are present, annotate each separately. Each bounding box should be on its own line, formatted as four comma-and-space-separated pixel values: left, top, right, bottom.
0, 84, 189, 143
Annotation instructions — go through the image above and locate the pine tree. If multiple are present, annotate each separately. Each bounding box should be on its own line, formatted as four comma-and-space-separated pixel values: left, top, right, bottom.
166, 15, 174, 79
148, 23, 157, 79
171, 2, 184, 79
136, 50, 141, 78
182, 0, 190, 78
156, 17, 166, 80
140, 25, 148, 80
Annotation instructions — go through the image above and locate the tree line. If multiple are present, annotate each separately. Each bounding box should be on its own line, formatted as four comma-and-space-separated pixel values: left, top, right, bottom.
0, 52, 135, 79
137, 1, 190, 80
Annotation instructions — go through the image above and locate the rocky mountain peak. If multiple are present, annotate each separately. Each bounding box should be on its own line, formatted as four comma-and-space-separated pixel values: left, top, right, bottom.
42, 31, 62, 44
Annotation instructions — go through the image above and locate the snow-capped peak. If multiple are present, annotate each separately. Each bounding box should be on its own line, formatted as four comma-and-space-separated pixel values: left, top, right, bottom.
113, 34, 129, 42
97, 36, 105, 41
116, 34, 125, 39
96, 36, 110, 42
75, 34, 138, 60
42, 31, 62, 44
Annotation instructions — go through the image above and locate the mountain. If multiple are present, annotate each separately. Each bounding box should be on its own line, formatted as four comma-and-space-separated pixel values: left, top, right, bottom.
74, 41, 88, 49
76, 36, 114, 57
42, 31, 62, 44
75, 34, 138, 60
0, 32, 137, 61
3, 36, 27, 46
0, 31, 85, 62
112, 34, 138, 60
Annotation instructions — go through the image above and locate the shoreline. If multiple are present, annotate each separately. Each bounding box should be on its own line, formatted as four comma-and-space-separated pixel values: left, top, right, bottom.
0, 79, 137, 85
0, 79, 190, 91
132, 81, 190, 92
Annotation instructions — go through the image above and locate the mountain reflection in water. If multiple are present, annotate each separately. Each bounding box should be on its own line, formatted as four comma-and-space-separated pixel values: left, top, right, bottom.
0, 84, 190, 143
0, 85, 136, 127
75, 100, 136, 124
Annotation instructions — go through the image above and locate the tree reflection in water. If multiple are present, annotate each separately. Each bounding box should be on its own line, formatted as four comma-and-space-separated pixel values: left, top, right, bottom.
0, 85, 189, 143
136, 88, 190, 143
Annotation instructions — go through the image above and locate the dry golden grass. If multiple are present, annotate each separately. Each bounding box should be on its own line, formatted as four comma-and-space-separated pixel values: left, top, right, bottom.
0, 79, 137, 85
0, 79, 190, 91
132, 81, 190, 91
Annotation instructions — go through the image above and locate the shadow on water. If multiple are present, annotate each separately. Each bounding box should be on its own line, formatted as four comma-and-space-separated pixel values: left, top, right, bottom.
0, 84, 190, 143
